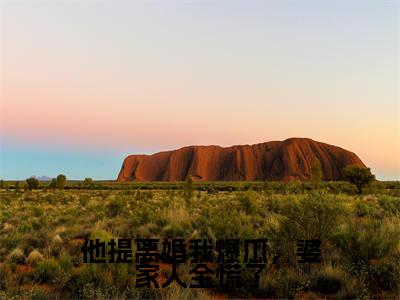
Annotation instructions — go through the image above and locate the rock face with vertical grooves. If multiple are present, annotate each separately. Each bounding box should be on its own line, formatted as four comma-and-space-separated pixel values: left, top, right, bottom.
117, 138, 366, 181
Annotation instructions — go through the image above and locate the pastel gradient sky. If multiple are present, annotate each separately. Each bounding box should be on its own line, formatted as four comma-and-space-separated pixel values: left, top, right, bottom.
1, 0, 399, 180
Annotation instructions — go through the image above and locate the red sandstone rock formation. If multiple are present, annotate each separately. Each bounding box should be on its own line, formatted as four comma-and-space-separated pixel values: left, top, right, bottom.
117, 138, 365, 181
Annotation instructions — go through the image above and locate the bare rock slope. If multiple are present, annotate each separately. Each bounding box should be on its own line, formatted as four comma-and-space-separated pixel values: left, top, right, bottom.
117, 138, 365, 181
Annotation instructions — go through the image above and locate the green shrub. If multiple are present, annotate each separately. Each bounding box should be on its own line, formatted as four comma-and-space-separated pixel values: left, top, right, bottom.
237, 191, 258, 214
335, 220, 395, 265
19, 230, 49, 251
378, 195, 400, 216
26, 177, 39, 190
79, 194, 90, 207
280, 193, 345, 240
56, 174, 67, 189
33, 259, 61, 283
204, 200, 241, 239
355, 199, 383, 218
58, 255, 73, 271
342, 165, 375, 195
106, 197, 125, 217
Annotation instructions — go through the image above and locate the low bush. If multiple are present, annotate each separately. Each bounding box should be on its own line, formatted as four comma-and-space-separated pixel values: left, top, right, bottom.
7, 248, 25, 264
26, 249, 44, 266
32, 259, 61, 283
106, 197, 126, 217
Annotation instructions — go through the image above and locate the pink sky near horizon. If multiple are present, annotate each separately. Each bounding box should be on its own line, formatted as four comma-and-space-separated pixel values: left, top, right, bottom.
4, 80, 399, 179
1, 1, 399, 180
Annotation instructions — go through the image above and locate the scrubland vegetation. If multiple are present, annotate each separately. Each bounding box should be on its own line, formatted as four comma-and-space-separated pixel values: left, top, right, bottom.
0, 181, 399, 299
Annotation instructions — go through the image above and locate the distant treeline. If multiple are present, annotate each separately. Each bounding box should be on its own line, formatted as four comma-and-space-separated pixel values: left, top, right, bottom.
1, 179, 399, 196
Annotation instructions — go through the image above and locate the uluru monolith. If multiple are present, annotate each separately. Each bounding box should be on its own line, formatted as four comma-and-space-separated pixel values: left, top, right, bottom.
117, 138, 366, 181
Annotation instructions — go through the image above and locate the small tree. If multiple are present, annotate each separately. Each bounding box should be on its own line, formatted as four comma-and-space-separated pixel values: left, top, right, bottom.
49, 178, 57, 189
342, 165, 375, 195
83, 178, 93, 188
310, 157, 323, 188
26, 177, 39, 190
56, 174, 67, 189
